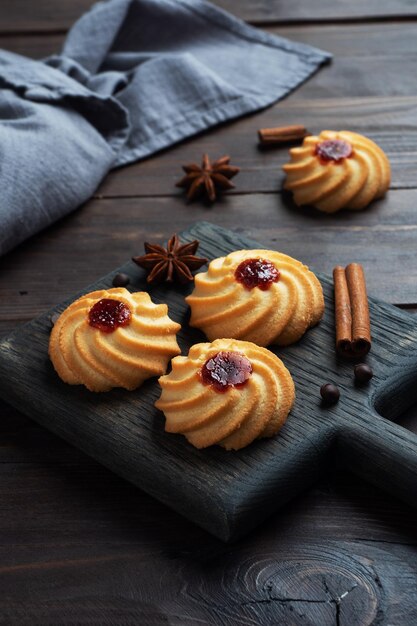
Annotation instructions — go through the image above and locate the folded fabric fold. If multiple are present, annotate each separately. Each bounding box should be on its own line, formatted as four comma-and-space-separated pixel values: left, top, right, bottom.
0, 0, 331, 256
0, 51, 129, 256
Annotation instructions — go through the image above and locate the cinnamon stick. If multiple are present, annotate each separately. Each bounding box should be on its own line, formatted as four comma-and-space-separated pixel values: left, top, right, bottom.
333, 266, 353, 356
345, 263, 371, 356
333, 264, 371, 358
258, 124, 308, 146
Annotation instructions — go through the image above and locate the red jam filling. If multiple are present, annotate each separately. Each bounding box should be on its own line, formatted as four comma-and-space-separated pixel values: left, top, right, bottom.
315, 139, 352, 162
234, 258, 280, 291
200, 351, 252, 392
88, 298, 131, 333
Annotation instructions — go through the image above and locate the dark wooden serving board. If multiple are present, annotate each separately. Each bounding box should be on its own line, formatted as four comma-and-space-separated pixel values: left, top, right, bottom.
0, 222, 416, 542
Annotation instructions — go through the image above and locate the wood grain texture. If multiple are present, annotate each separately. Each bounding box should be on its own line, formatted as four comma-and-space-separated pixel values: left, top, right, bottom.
0, 0, 416, 621
0, 33, 64, 58
0, 537, 416, 625
0, 222, 416, 542
1, 190, 417, 325
0, 0, 415, 33
1, 408, 416, 545
1, 402, 416, 624
216, 1, 417, 24
0, 0, 95, 34
273, 22, 417, 57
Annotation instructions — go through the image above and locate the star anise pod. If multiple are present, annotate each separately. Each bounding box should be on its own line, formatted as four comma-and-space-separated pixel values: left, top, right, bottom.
132, 234, 207, 285
176, 154, 240, 202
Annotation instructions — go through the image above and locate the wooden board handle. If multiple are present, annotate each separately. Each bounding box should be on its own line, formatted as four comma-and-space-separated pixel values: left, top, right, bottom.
337, 416, 417, 509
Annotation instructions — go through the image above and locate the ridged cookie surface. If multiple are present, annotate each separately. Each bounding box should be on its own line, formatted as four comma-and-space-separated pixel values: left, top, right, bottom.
49, 288, 181, 392
156, 339, 295, 450
283, 130, 390, 213
186, 249, 324, 347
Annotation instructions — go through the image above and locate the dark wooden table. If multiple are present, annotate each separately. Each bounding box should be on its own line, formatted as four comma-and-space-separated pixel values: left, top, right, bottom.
1, 2, 417, 624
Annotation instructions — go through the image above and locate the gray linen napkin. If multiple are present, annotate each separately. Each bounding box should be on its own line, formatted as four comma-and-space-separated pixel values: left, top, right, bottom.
0, 0, 330, 256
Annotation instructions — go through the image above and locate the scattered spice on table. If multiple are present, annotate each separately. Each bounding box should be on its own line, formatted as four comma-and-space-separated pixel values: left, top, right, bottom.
176, 154, 240, 202
354, 363, 373, 383
258, 124, 309, 146
320, 383, 340, 406
112, 273, 130, 287
333, 263, 371, 358
132, 234, 207, 285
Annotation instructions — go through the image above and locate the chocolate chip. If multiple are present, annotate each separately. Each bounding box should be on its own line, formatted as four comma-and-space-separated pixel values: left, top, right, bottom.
354, 363, 373, 384
112, 273, 130, 288
320, 383, 340, 406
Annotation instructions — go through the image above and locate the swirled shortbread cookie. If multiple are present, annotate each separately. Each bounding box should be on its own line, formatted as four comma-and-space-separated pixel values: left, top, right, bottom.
186, 250, 324, 346
156, 339, 295, 450
283, 130, 390, 213
49, 288, 181, 392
